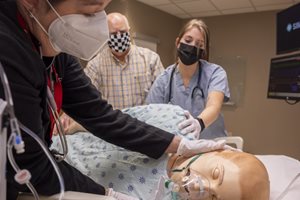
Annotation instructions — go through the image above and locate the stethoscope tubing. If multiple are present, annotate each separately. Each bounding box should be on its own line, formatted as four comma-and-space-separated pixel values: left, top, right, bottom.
168, 61, 203, 103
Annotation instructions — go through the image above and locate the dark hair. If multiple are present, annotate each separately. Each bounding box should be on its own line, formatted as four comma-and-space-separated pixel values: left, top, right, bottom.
176, 19, 210, 61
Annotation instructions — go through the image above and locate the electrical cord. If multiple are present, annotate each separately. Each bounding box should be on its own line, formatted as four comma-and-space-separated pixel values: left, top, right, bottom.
285, 99, 300, 105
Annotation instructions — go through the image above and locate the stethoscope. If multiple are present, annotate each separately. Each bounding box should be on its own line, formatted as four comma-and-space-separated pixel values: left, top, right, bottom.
45, 56, 68, 162
46, 87, 68, 162
168, 61, 204, 103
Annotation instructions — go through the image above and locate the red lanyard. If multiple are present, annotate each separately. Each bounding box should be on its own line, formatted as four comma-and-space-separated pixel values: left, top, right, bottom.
16, 11, 63, 138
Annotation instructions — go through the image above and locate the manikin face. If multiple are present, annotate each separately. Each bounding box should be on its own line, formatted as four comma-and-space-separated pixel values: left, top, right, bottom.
168, 150, 270, 200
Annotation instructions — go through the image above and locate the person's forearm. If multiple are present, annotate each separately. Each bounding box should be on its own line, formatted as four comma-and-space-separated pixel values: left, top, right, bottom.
165, 135, 182, 153
198, 105, 220, 127
198, 92, 223, 127
68, 120, 87, 134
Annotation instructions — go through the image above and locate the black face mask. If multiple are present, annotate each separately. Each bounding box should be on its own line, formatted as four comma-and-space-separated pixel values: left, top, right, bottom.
177, 43, 204, 65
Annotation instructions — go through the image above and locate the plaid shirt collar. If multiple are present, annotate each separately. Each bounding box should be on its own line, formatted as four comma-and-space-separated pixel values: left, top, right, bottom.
111, 45, 134, 67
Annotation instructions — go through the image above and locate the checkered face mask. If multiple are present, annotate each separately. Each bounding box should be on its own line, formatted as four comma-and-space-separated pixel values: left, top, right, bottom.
108, 32, 131, 53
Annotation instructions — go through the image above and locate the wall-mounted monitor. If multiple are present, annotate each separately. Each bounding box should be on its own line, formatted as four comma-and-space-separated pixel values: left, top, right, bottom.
276, 3, 300, 54
267, 54, 300, 100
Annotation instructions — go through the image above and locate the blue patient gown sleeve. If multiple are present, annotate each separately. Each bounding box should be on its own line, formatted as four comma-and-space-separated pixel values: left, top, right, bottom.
51, 104, 192, 200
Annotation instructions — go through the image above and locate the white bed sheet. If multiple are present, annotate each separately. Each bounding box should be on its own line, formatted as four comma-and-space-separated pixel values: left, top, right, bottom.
17, 191, 117, 200
256, 155, 300, 200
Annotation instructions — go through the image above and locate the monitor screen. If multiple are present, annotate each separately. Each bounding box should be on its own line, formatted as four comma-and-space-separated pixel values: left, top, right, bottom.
267, 54, 300, 100
276, 3, 300, 54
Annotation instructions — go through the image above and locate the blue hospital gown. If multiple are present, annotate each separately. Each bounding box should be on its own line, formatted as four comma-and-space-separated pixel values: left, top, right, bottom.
51, 104, 193, 200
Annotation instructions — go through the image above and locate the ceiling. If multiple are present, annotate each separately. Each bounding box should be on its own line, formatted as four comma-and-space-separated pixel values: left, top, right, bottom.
136, 0, 300, 19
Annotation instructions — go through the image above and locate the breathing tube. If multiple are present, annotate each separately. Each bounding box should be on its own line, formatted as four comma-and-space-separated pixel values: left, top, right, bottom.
165, 154, 211, 200
0, 62, 65, 200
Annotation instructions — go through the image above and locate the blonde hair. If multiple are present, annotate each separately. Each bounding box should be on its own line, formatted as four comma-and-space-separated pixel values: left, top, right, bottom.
176, 19, 210, 61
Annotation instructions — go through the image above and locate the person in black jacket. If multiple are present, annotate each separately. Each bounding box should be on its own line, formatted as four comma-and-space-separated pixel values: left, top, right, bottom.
0, 0, 229, 199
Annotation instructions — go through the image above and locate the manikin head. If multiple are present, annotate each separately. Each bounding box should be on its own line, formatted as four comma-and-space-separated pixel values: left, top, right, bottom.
167, 150, 270, 200
107, 12, 131, 59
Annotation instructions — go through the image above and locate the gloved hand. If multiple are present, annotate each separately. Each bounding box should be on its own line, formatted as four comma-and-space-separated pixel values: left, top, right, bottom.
178, 111, 202, 139
106, 188, 139, 200
177, 138, 226, 157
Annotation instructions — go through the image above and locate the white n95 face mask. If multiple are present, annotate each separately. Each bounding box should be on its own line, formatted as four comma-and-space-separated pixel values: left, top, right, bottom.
48, 11, 109, 61
30, 0, 109, 61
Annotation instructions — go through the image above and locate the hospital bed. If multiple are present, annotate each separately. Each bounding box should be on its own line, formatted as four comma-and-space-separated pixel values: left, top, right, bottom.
17, 150, 300, 200
214, 136, 244, 150
15, 104, 300, 200
18, 191, 116, 200
216, 136, 300, 199
257, 155, 300, 200
38, 131, 299, 200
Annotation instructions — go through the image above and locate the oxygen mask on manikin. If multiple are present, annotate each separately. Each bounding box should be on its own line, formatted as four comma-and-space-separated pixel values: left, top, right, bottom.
164, 154, 215, 200
165, 171, 211, 200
